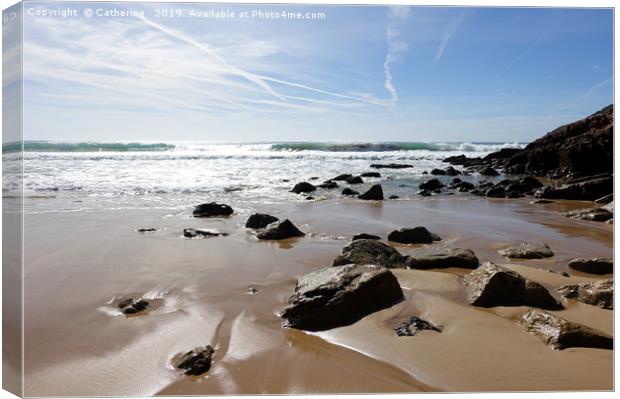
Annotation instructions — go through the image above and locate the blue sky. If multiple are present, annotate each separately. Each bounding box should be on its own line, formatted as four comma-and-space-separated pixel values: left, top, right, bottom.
18, 2, 613, 142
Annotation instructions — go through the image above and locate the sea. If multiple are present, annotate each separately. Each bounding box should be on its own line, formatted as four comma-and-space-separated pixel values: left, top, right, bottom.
2, 141, 525, 214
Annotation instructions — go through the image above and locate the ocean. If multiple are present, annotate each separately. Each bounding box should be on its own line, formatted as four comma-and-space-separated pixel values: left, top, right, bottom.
3, 141, 525, 214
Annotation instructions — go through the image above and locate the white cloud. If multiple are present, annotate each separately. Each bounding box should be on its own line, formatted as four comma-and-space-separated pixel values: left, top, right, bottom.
433, 10, 468, 65
383, 6, 411, 107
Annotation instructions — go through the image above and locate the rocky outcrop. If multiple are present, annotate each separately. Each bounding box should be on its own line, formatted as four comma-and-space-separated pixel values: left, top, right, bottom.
463, 262, 563, 309
256, 219, 305, 240
388, 227, 441, 244
352, 233, 380, 240
560, 207, 613, 222
407, 247, 479, 269
280, 264, 404, 331
291, 182, 317, 194
361, 172, 381, 178
535, 174, 613, 201
498, 242, 554, 259
568, 258, 613, 275
174, 346, 215, 376
193, 202, 234, 218
346, 176, 364, 184
183, 228, 228, 238
557, 279, 613, 310
518, 308, 612, 350
245, 213, 279, 229
342, 188, 360, 196
370, 163, 413, 169
358, 184, 384, 200
118, 297, 150, 315
331, 174, 353, 181
333, 239, 409, 268
419, 179, 445, 191
318, 181, 339, 189
394, 316, 442, 336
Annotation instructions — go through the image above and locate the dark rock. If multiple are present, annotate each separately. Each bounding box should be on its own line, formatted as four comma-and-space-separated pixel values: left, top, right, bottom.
309, 176, 319, 180
567, 258, 613, 275
137, 228, 157, 233
118, 298, 150, 315
358, 184, 384, 200
388, 227, 441, 244
430, 168, 447, 175
557, 279, 613, 310
482, 148, 522, 161
417, 190, 432, 197
595, 193, 613, 204
444, 166, 461, 176
442, 154, 469, 165
257, 219, 305, 240
560, 207, 613, 222
183, 228, 228, 238
388, 195, 399, 199
333, 239, 409, 268
407, 247, 479, 269
331, 174, 353, 181
174, 346, 215, 376
478, 166, 499, 176
346, 176, 364, 185
342, 188, 360, 196
245, 213, 279, 229
352, 233, 381, 241
463, 262, 563, 309
361, 172, 381, 178
498, 242, 554, 259
280, 264, 404, 331
484, 185, 506, 198
291, 182, 317, 194
432, 189, 442, 194
370, 163, 413, 169
305, 196, 315, 200
534, 174, 613, 201
422, 171, 428, 175
247, 287, 259, 294
519, 308, 612, 350
419, 179, 445, 190
395, 316, 442, 336
193, 202, 234, 218
318, 181, 339, 189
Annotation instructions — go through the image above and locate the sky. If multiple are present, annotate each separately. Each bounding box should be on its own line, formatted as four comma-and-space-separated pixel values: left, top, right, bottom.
12, 2, 614, 142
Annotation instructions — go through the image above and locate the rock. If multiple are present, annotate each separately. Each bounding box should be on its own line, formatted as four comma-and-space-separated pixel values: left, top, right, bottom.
560, 207, 613, 222
395, 316, 442, 336
419, 179, 445, 190
183, 228, 228, 238
498, 242, 554, 259
291, 182, 317, 194
361, 172, 381, 178
257, 219, 305, 240
388, 227, 441, 244
535, 174, 613, 201
518, 308, 612, 350
247, 287, 258, 294
567, 258, 613, 275
308, 176, 319, 180
331, 174, 353, 181
595, 193, 613, 204
407, 247, 479, 269
370, 163, 413, 169
478, 166, 499, 176
557, 279, 613, 310
318, 181, 338, 189
193, 202, 234, 218
417, 190, 432, 197
482, 148, 522, 161
444, 166, 461, 176
485, 185, 506, 198
352, 233, 380, 241
342, 188, 360, 196
388, 195, 399, 199
346, 176, 364, 185
118, 298, 150, 315
432, 189, 442, 194
333, 239, 409, 268
442, 154, 469, 165
531, 199, 554, 204
501, 105, 613, 178
280, 264, 404, 331
462, 262, 563, 309
430, 168, 446, 175
358, 184, 384, 200
174, 346, 215, 376
137, 228, 157, 233
305, 196, 315, 200
245, 213, 279, 229
422, 171, 428, 175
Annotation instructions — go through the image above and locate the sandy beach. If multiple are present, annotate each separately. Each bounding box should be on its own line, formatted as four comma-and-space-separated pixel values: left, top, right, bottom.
21, 196, 613, 396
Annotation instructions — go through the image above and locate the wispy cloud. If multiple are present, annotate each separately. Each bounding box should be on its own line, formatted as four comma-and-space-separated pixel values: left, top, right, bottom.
582, 77, 612, 97
433, 10, 468, 65
383, 6, 410, 107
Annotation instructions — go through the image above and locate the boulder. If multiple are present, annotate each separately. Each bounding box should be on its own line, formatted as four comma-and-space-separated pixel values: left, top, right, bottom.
442, 154, 469, 165
342, 188, 360, 196
534, 174, 613, 201
394, 316, 442, 336
498, 242, 554, 259
291, 182, 317, 194
358, 184, 384, 200
280, 264, 404, 331
346, 176, 364, 185
560, 207, 613, 222
183, 228, 228, 238
388, 195, 400, 199
318, 181, 339, 189
257, 219, 305, 240
331, 174, 353, 181
174, 346, 215, 376
430, 168, 446, 176
462, 262, 563, 309
361, 172, 381, 178
407, 247, 479, 269
557, 279, 613, 310
352, 233, 380, 241
478, 166, 499, 176
444, 166, 461, 176
245, 213, 279, 229
417, 190, 432, 197
333, 239, 409, 268
388, 227, 441, 244
567, 258, 613, 275
118, 297, 150, 315
370, 163, 413, 169
193, 202, 234, 218
519, 308, 612, 350
419, 179, 445, 190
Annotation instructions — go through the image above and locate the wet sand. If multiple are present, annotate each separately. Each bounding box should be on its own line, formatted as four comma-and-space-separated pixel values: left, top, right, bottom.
22, 196, 613, 395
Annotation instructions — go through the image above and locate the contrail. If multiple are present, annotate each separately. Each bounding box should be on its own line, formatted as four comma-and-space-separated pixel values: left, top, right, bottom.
434, 10, 468, 65
383, 6, 410, 107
